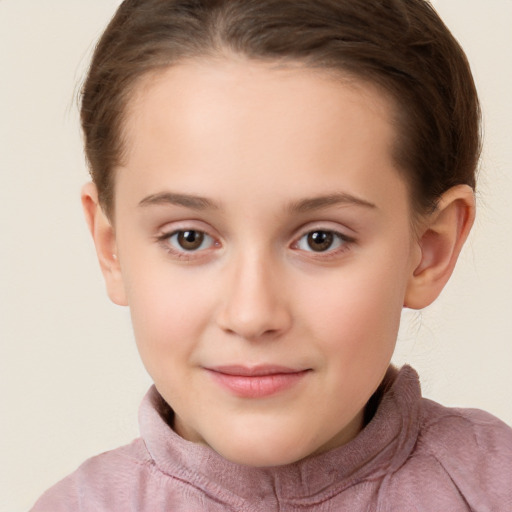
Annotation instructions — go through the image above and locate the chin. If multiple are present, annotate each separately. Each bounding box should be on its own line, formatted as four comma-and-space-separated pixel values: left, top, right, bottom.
221, 448, 304, 468
212, 434, 315, 468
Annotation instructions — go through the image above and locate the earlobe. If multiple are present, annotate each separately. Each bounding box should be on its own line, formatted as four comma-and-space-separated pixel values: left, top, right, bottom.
404, 185, 475, 309
81, 183, 128, 306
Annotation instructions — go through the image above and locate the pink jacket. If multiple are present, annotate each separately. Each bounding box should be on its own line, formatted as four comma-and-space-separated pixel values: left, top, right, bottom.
31, 366, 512, 511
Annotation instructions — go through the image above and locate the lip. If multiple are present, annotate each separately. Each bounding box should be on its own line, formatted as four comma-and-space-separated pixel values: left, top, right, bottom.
204, 365, 311, 398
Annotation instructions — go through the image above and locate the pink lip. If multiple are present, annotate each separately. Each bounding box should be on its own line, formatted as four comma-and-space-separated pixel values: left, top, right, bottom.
205, 365, 310, 398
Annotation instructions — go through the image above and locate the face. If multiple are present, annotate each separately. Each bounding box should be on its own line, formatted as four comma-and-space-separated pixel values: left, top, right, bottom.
109, 59, 422, 466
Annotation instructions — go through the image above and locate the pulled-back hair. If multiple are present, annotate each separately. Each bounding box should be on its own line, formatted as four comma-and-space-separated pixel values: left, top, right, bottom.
81, 0, 480, 217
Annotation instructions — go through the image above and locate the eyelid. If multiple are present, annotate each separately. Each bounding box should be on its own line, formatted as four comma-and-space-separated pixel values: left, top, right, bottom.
155, 222, 221, 259
292, 221, 356, 242
153, 220, 355, 260
156, 218, 219, 242
290, 223, 356, 257
169, 230, 215, 251
296, 231, 344, 251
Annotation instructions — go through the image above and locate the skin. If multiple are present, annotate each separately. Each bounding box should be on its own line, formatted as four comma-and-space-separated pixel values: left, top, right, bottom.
83, 58, 475, 467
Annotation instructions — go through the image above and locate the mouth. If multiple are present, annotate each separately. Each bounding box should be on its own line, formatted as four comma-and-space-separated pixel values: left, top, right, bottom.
204, 365, 311, 398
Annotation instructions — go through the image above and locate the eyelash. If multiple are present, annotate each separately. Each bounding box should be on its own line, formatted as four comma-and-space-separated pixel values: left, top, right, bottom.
156, 229, 218, 259
293, 229, 355, 258
156, 227, 355, 260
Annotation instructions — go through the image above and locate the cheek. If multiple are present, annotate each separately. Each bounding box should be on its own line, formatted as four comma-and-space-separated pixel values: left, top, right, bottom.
122, 264, 213, 371
300, 253, 409, 359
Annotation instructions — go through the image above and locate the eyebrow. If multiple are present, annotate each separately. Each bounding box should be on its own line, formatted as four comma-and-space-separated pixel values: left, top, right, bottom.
138, 192, 220, 210
287, 192, 377, 213
138, 190, 376, 213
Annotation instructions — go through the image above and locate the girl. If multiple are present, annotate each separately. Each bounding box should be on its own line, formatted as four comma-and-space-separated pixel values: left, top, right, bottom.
31, 0, 512, 510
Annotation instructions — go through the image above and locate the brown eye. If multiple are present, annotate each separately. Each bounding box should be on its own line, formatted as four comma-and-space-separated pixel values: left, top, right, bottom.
171, 230, 210, 251
296, 230, 348, 253
307, 231, 335, 252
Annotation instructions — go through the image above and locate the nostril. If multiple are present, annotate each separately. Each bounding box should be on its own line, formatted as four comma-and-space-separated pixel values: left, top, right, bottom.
217, 307, 292, 341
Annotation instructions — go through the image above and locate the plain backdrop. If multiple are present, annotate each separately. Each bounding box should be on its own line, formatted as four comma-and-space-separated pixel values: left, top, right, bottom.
1, 1, 511, 511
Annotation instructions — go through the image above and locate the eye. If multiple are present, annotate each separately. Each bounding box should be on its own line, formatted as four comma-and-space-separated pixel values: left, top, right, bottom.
296, 230, 348, 253
167, 230, 215, 252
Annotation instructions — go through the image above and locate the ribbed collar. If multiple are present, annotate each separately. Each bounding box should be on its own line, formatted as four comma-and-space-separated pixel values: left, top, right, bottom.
139, 366, 422, 509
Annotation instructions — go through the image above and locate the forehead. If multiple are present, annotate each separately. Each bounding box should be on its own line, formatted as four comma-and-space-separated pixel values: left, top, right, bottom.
126, 58, 396, 149
117, 58, 407, 216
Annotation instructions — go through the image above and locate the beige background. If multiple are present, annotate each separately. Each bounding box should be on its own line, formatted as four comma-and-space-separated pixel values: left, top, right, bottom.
1, 1, 511, 511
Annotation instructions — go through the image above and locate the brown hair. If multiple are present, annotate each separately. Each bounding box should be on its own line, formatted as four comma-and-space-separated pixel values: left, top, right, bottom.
81, 0, 481, 218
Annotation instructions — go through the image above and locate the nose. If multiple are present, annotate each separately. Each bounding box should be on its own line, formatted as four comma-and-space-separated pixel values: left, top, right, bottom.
216, 251, 292, 341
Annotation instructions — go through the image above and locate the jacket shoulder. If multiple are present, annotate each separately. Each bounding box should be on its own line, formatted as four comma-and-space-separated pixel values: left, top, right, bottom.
413, 399, 512, 509
30, 438, 152, 512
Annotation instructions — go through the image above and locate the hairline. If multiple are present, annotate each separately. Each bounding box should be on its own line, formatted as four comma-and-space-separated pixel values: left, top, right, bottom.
104, 52, 418, 221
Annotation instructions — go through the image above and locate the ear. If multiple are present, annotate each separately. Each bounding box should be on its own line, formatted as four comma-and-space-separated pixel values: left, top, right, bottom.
404, 184, 475, 310
81, 182, 128, 306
